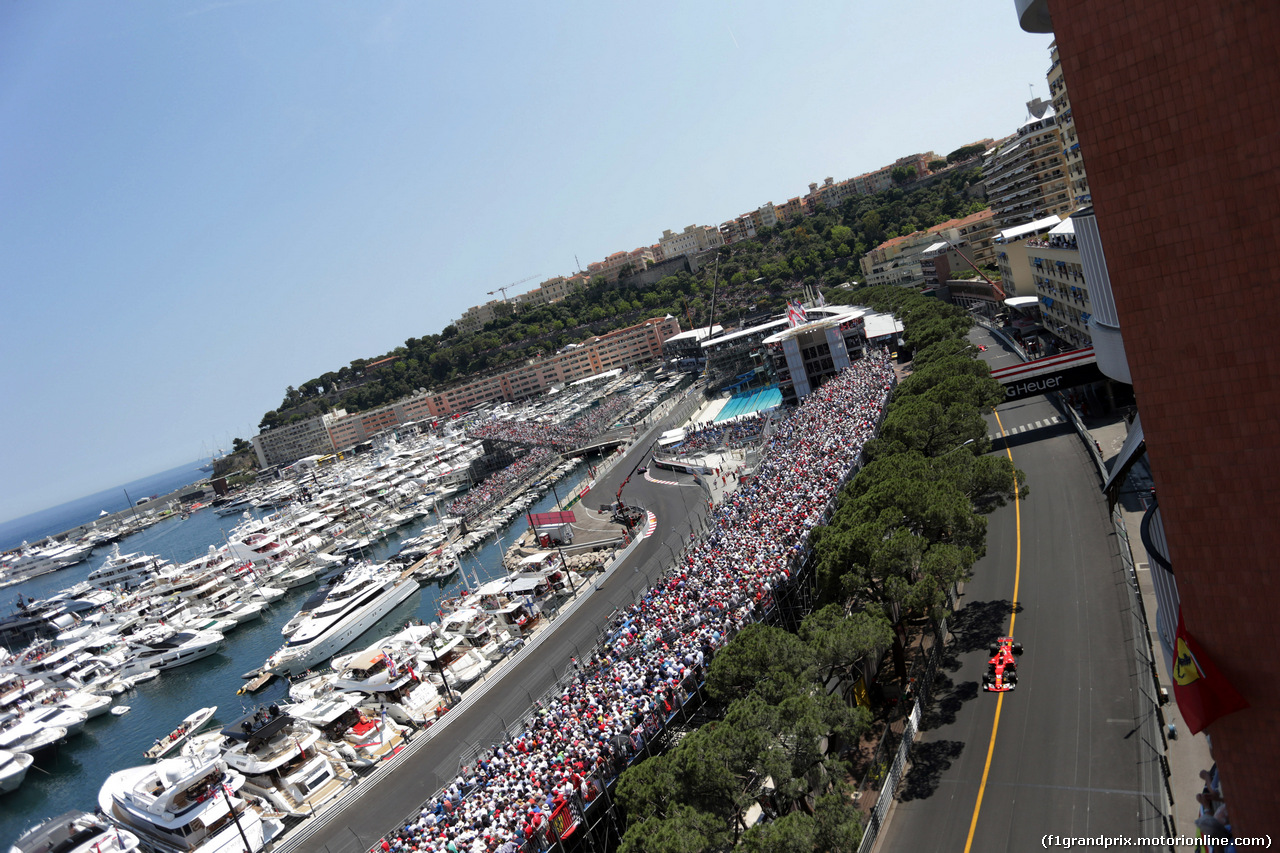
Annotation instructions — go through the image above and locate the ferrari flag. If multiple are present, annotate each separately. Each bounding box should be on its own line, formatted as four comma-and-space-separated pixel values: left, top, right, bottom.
1172, 610, 1248, 734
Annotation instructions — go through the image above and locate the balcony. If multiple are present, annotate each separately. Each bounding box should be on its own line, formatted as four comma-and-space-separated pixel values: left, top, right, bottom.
1015, 0, 1052, 33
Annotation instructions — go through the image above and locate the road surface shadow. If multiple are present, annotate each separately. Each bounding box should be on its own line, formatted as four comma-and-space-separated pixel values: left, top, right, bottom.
899, 739, 965, 801
945, 599, 1019, 666
920, 675, 979, 730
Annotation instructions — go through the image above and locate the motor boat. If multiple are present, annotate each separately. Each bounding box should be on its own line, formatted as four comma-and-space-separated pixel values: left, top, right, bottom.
0, 748, 33, 793
286, 694, 406, 768
9, 809, 141, 852
264, 563, 417, 676
123, 627, 224, 672
212, 705, 357, 817
144, 706, 218, 760
57, 689, 113, 719
0, 711, 68, 761
87, 546, 168, 590
97, 753, 285, 853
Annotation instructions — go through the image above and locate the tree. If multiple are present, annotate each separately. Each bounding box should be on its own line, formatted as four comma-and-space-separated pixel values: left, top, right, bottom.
928, 158, 947, 172
799, 604, 893, 684
618, 805, 731, 853
813, 784, 865, 851
947, 143, 986, 164
740, 812, 816, 853
706, 624, 816, 705
231, 437, 251, 454
891, 165, 917, 185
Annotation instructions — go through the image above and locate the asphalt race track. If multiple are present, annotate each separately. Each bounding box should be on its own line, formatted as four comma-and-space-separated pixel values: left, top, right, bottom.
880, 326, 1149, 852
281, 402, 709, 853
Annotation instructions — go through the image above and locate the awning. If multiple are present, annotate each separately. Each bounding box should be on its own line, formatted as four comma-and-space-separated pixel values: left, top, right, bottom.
1103, 414, 1146, 506
505, 577, 544, 593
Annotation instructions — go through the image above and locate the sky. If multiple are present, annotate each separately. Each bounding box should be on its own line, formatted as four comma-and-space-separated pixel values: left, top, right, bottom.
0, 1, 1052, 524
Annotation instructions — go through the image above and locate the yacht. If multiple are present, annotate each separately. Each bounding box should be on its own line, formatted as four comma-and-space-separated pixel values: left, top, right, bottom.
212, 706, 357, 817
9, 810, 141, 852
264, 563, 417, 676
286, 694, 406, 768
124, 626, 224, 672
0, 711, 69, 761
0, 748, 33, 793
330, 646, 445, 727
98, 754, 284, 853
87, 547, 168, 590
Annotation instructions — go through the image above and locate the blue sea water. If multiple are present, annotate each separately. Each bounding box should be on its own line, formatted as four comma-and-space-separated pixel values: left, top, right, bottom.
0, 462, 589, 846
0, 461, 211, 553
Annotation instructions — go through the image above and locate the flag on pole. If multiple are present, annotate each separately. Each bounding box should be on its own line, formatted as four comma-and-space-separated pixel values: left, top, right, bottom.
786, 299, 808, 327
1172, 609, 1248, 734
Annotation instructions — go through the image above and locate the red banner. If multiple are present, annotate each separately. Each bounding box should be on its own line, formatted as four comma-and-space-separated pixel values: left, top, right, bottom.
547, 800, 579, 840
1172, 610, 1248, 734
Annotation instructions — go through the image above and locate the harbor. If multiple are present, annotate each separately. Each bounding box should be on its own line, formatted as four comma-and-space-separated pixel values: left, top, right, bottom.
0, 447, 602, 846
0, 370, 700, 847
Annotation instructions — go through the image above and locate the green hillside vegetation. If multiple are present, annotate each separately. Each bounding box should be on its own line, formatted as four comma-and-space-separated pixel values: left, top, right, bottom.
612, 287, 1024, 852
258, 168, 985, 430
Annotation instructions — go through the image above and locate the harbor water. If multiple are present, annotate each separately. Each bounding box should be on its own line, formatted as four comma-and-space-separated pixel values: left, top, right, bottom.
0, 462, 588, 846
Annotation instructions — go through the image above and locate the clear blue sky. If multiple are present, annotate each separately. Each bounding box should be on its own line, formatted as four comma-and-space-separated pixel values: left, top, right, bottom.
0, 1, 1051, 524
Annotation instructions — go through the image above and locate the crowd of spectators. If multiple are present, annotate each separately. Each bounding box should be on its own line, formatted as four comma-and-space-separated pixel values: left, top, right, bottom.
673, 412, 769, 456
386, 355, 897, 853
446, 448, 557, 518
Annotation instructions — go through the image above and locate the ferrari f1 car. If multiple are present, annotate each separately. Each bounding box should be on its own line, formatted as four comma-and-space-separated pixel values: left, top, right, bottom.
982, 636, 1024, 692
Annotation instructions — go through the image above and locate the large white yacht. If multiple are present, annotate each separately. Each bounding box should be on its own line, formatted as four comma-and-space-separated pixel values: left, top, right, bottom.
9, 809, 141, 852
87, 546, 168, 590
210, 705, 357, 816
264, 563, 416, 676
97, 754, 284, 853
123, 626, 224, 672
0, 747, 33, 793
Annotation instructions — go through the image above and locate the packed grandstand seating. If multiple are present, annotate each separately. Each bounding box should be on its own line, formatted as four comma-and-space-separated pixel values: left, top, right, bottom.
673, 412, 769, 455
390, 356, 896, 852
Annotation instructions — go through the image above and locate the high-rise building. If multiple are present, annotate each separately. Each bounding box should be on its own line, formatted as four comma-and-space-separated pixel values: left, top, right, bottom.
1014, 0, 1280, 834
1047, 40, 1090, 208
984, 104, 1074, 231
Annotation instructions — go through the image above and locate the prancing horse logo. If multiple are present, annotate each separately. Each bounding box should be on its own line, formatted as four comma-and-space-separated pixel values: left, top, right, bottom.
1173, 636, 1202, 686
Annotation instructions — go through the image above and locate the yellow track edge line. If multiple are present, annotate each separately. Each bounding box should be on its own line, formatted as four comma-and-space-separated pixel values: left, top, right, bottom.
962, 409, 1022, 853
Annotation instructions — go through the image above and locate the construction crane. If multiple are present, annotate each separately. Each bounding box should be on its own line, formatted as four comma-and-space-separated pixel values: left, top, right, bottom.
488, 274, 541, 305
943, 239, 1007, 301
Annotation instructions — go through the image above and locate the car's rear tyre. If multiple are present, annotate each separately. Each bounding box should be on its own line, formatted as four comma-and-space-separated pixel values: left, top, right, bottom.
1013, 642, 1024, 655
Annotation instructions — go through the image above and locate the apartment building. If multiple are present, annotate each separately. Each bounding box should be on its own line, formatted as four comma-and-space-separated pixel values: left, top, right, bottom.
658, 225, 724, 261
1047, 41, 1090, 208
251, 412, 341, 469
586, 246, 656, 282
992, 213, 1066, 296
804, 176, 859, 213
455, 300, 508, 335
719, 214, 758, 245
984, 105, 1074, 231
859, 210, 995, 287
776, 197, 805, 223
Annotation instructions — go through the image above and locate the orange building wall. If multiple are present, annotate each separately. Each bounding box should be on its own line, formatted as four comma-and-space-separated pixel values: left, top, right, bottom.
1049, 0, 1280, 834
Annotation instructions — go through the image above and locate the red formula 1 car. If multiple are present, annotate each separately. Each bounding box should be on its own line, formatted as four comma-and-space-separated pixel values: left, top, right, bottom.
982, 636, 1024, 692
